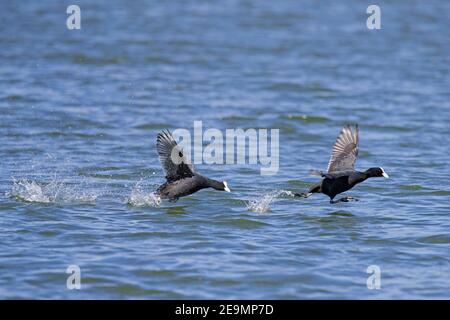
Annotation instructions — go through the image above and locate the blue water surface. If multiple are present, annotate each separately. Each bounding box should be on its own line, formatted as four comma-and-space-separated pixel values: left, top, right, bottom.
0, 0, 449, 299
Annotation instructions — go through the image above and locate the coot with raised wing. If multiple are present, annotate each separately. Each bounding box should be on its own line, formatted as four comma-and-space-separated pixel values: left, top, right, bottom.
155, 130, 230, 202
296, 124, 389, 204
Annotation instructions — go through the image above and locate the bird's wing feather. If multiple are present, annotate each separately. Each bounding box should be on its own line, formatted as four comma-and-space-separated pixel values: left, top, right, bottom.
327, 124, 359, 173
156, 130, 195, 182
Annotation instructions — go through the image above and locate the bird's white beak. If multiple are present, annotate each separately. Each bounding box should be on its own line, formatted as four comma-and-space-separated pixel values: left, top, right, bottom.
223, 181, 231, 192
381, 168, 389, 178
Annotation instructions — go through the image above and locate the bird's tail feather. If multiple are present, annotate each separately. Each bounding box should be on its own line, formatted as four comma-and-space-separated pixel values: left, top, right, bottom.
309, 169, 325, 176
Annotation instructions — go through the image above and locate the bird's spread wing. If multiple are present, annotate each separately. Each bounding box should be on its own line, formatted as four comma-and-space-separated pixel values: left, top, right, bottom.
156, 130, 195, 182
327, 124, 359, 173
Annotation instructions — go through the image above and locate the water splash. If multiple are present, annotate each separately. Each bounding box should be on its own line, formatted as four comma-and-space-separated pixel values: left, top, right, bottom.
246, 190, 294, 213
126, 182, 161, 207
7, 179, 98, 204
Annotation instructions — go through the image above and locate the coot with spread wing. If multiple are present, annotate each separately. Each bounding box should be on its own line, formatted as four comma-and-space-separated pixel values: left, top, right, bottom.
155, 130, 230, 202
296, 124, 389, 204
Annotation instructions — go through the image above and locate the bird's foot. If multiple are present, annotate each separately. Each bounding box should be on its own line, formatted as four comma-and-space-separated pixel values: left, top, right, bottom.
294, 192, 313, 198
330, 196, 359, 204
343, 196, 359, 202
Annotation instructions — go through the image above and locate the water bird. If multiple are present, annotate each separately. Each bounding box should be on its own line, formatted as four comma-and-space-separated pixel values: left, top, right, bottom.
155, 130, 230, 202
296, 124, 389, 204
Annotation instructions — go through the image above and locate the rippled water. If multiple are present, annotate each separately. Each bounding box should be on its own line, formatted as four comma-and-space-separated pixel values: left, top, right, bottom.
1, 0, 449, 299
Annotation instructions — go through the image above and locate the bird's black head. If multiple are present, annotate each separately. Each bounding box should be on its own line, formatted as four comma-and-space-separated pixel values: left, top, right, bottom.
365, 167, 389, 178
207, 179, 231, 192
221, 181, 231, 192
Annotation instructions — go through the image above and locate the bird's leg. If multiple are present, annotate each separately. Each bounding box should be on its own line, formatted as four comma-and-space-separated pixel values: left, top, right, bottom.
330, 196, 359, 204
294, 192, 313, 198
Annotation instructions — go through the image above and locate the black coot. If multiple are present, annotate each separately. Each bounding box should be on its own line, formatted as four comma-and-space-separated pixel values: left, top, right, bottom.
296, 124, 389, 204
155, 130, 230, 202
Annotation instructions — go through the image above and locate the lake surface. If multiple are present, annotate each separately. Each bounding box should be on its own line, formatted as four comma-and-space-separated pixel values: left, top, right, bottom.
1, 0, 449, 299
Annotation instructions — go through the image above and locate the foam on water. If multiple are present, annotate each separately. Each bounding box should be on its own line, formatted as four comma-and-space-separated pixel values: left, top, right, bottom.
246, 190, 295, 213
7, 179, 98, 204
126, 182, 161, 207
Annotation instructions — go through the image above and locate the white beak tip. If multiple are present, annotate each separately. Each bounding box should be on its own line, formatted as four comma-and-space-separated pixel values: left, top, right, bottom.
223, 181, 231, 192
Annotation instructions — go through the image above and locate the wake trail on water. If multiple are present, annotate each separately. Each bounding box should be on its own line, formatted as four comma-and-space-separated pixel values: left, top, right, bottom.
246, 190, 295, 213
7, 178, 100, 204
6, 154, 105, 204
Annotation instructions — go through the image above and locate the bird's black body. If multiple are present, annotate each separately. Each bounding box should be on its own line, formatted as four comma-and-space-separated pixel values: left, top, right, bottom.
156, 175, 226, 201
154, 130, 230, 202
321, 175, 356, 200
297, 125, 389, 204
319, 169, 384, 202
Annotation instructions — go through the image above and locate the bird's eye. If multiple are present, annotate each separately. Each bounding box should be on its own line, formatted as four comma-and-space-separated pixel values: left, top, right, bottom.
179, 151, 183, 157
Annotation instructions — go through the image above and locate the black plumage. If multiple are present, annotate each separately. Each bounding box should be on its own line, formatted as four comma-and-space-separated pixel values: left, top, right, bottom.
155, 130, 230, 202
296, 124, 389, 204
